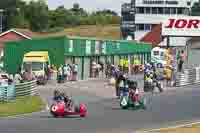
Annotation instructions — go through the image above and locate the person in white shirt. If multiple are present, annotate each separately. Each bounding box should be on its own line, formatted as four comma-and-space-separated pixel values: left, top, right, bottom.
63, 64, 68, 81
14, 73, 22, 84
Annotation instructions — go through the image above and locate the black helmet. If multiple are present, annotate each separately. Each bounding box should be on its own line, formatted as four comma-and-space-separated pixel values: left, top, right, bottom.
54, 90, 60, 96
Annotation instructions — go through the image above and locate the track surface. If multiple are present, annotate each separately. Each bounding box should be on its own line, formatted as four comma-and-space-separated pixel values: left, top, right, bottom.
1, 78, 200, 133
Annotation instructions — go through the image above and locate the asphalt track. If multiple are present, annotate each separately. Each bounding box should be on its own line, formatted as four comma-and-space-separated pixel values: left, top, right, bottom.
1, 79, 200, 133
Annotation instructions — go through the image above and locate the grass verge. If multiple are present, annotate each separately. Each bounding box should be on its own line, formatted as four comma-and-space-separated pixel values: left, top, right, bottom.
148, 123, 200, 133
0, 96, 45, 117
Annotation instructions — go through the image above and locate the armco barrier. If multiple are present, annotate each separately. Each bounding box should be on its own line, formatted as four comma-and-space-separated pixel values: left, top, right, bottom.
175, 67, 200, 87
15, 80, 37, 97
0, 80, 37, 102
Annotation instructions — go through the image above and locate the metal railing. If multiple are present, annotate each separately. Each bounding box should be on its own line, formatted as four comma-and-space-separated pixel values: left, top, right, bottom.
175, 67, 200, 87
0, 80, 37, 102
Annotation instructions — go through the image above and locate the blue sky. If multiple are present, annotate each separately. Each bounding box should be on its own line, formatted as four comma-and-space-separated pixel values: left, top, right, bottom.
47, 0, 130, 14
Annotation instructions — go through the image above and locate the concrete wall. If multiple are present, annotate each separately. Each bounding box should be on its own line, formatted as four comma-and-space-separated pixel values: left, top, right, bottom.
187, 37, 200, 65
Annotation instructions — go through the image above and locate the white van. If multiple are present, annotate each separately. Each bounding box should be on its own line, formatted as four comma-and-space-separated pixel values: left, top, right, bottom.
151, 47, 167, 66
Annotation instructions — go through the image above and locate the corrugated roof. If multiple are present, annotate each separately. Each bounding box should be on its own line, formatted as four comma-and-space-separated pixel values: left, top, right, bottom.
140, 24, 162, 47
0, 29, 32, 39
68, 35, 150, 45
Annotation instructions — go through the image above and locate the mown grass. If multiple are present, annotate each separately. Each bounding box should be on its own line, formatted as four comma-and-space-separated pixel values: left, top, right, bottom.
0, 96, 45, 117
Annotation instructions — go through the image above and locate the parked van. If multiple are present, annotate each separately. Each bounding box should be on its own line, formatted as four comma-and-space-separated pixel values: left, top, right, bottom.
21, 51, 50, 84
151, 47, 167, 66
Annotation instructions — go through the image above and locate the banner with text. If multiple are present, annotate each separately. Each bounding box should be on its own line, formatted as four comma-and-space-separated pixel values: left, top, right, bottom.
162, 16, 200, 37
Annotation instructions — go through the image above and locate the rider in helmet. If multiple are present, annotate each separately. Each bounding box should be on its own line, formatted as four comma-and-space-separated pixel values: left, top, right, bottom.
128, 81, 140, 105
53, 90, 64, 101
62, 92, 74, 111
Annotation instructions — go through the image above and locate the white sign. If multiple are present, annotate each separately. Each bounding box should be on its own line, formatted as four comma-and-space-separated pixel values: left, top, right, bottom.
162, 16, 200, 37
69, 40, 73, 52
86, 40, 91, 55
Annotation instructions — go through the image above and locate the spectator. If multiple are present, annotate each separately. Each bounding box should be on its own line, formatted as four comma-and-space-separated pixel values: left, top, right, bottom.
96, 63, 101, 78
165, 66, 172, 86
47, 65, 51, 80
14, 73, 22, 84
8, 74, 13, 84
57, 65, 63, 83
179, 50, 186, 72
73, 64, 78, 81
63, 64, 68, 81
105, 63, 111, 78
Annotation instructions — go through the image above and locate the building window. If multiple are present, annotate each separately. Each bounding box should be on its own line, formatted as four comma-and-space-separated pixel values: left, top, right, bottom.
138, 24, 145, 31
145, 7, 151, 14
184, 8, 190, 15
138, 7, 144, 13
152, 7, 157, 14
158, 7, 163, 14
177, 8, 183, 14
165, 8, 170, 14
136, 24, 151, 31
187, 1, 191, 6
144, 24, 151, 31
170, 8, 176, 14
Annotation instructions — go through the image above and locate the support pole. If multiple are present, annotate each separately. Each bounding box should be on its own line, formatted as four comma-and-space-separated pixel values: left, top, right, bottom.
81, 56, 84, 80
166, 36, 171, 67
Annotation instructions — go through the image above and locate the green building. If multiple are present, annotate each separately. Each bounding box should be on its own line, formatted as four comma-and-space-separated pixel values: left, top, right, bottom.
4, 36, 152, 80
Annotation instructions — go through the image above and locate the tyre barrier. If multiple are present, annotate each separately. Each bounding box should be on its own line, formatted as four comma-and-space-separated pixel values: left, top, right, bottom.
0, 80, 37, 102
175, 67, 200, 87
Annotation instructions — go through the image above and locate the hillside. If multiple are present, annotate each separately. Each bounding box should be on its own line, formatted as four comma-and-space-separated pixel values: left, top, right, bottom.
15, 25, 121, 40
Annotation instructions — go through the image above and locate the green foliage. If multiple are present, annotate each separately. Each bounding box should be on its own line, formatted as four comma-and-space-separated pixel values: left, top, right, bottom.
27, 1, 49, 32
4, 0, 121, 32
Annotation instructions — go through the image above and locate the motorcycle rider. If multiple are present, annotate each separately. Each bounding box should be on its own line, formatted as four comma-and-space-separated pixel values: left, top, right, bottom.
53, 90, 64, 102
62, 93, 74, 112
53, 90, 74, 111
144, 63, 163, 92
128, 81, 140, 106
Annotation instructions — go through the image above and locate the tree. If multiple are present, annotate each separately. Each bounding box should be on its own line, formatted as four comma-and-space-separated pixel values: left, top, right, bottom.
0, 0, 19, 28
52, 6, 68, 27
26, 1, 49, 31
72, 3, 80, 11
70, 2, 87, 16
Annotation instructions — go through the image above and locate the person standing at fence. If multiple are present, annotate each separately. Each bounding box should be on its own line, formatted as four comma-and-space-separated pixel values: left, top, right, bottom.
165, 66, 172, 86
180, 50, 186, 72
65, 64, 71, 81
47, 65, 51, 80
63, 64, 68, 81
57, 65, 63, 83
73, 64, 78, 81
105, 63, 111, 78
98, 61, 104, 78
